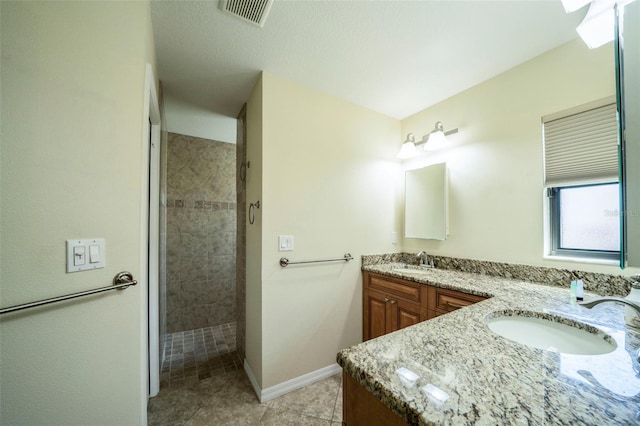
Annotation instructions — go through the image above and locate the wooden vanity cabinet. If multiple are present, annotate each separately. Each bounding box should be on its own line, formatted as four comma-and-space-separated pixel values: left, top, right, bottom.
427, 285, 486, 318
343, 373, 409, 426
363, 272, 428, 340
354, 271, 489, 425
363, 271, 487, 339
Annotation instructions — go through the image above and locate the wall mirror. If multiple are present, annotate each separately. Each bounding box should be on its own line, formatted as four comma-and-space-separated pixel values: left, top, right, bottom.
405, 162, 448, 240
617, 0, 639, 267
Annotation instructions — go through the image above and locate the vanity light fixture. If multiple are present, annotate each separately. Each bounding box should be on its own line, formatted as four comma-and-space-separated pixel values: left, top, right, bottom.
397, 122, 459, 159
422, 121, 459, 151
397, 133, 420, 159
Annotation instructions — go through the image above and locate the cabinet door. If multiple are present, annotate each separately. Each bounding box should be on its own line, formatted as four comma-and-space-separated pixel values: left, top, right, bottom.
364, 289, 390, 340
393, 299, 422, 331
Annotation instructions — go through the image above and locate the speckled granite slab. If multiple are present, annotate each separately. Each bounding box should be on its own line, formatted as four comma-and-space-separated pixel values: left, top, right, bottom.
338, 263, 640, 425
362, 253, 632, 296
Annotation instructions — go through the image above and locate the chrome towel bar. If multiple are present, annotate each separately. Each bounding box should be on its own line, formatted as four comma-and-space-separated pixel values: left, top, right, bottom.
0, 271, 137, 315
279, 253, 353, 268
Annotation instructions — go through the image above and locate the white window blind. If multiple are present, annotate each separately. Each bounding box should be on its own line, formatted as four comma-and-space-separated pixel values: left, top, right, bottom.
543, 102, 618, 186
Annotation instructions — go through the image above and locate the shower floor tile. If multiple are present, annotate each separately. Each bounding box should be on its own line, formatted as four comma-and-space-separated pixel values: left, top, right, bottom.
161, 322, 241, 389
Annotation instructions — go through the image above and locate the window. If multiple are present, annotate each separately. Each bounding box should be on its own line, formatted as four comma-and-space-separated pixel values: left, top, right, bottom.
543, 98, 620, 261
548, 183, 620, 260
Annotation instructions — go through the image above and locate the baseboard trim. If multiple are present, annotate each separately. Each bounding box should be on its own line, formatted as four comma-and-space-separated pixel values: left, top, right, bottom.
243, 360, 342, 403
243, 360, 262, 401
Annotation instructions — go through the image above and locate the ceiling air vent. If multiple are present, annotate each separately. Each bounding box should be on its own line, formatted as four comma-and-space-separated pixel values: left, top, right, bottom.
219, 0, 274, 28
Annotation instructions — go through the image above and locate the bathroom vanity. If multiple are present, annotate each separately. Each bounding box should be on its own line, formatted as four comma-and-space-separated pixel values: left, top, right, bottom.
363, 271, 485, 340
340, 263, 640, 425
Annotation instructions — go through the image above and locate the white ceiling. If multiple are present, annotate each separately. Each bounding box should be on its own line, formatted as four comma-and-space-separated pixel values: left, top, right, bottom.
150, 0, 585, 120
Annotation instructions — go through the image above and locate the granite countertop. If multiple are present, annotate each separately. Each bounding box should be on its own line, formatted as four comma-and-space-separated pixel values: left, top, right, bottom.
337, 263, 640, 425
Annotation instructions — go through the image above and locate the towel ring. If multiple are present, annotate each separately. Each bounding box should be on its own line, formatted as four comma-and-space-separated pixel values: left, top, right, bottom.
249, 200, 260, 225
239, 161, 249, 182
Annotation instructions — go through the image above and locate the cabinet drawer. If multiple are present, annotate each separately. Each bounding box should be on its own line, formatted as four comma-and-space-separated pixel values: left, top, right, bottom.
367, 273, 422, 303
429, 287, 485, 313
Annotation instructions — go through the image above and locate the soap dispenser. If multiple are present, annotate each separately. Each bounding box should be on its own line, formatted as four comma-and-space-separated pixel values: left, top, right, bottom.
625, 274, 640, 328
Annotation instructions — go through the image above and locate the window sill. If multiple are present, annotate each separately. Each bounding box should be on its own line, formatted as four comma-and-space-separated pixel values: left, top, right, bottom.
543, 254, 619, 266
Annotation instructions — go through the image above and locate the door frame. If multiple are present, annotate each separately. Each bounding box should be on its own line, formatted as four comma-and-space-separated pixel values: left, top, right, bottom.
141, 63, 161, 406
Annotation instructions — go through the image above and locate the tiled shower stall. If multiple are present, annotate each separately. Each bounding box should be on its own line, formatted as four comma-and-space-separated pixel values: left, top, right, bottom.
164, 132, 238, 349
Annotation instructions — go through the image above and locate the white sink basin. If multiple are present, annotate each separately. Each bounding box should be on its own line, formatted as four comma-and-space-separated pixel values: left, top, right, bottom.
392, 267, 433, 275
391, 268, 431, 275
486, 312, 616, 355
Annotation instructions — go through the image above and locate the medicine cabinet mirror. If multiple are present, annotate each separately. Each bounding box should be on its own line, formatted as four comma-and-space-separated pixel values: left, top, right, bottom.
617, 0, 639, 267
405, 162, 448, 240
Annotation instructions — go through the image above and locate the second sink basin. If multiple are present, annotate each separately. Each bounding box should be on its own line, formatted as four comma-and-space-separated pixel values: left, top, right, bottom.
486, 311, 616, 355
392, 267, 433, 275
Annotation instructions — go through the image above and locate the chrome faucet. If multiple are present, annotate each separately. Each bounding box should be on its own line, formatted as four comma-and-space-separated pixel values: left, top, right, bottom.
416, 250, 433, 268
581, 297, 640, 373
579, 297, 640, 325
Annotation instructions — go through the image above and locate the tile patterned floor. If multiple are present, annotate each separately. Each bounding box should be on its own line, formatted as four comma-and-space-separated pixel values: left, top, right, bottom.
161, 323, 242, 389
150, 324, 343, 425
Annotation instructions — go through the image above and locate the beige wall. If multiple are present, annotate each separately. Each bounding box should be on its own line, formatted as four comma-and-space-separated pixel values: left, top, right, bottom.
245, 75, 264, 386
401, 38, 638, 277
0, 1, 157, 424
248, 72, 402, 388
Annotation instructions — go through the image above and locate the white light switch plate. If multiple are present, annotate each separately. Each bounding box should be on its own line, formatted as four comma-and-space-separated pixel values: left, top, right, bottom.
66, 239, 105, 273
278, 235, 294, 252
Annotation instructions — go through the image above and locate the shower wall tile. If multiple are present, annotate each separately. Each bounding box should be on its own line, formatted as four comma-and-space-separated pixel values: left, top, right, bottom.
178, 256, 208, 284
177, 233, 208, 258
209, 255, 236, 280
167, 166, 199, 199
218, 280, 236, 299
209, 298, 235, 326
166, 256, 181, 286
208, 210, 236, 233
210, 232, 236, 256
166, 209, 180, 234
172, 209, 210, 234
180, 281, 210, 307
166, 132, 237, 334
167, 134, 195, 167
166, 308, 182, 334
166, 233, 181, 259
166, 287, 181, 315
166, 280, 180, 299
180, 305, 210, 331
